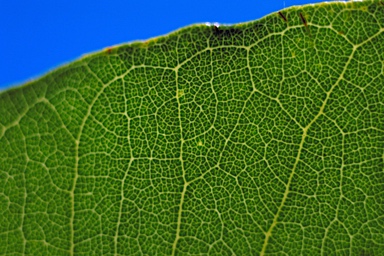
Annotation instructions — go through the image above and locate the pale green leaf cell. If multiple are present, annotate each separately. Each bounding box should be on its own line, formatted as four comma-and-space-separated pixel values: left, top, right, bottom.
0, 0, 383, 255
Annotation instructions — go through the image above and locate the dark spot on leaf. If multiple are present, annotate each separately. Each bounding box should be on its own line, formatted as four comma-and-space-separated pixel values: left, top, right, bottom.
212, 26, 242, 37
299, 12, 311, 37
278, 11, 288, 22
105, 47, 113, 54
299, 12, 307, 26
213, 25, 219, 33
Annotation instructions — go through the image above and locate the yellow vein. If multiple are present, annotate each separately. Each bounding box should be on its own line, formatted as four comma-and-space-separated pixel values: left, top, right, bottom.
171, 65, 187, 256
258, 28, 384, 255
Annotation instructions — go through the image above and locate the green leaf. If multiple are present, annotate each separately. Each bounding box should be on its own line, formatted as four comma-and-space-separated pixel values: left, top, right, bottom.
1, 1, 383, 255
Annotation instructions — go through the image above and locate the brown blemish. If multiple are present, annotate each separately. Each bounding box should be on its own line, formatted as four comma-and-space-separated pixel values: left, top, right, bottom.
299, 12, 307, 27
299, 12, 311, 36
105, 47, 113, 54
278, 11, 288, 22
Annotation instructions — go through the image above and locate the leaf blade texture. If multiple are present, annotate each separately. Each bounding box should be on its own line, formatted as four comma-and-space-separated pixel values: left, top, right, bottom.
1, 1, 383, 255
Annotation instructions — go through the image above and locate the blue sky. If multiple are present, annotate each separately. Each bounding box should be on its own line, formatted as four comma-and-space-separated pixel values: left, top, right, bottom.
0, 0, 326, 89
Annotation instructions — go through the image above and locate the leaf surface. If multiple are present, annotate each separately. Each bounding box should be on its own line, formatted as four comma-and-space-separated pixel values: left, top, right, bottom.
1, 1, 383, 255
